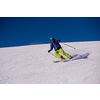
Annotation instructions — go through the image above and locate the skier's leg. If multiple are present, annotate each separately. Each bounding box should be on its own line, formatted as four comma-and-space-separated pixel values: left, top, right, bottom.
59, 48, 72, 58
55, 50, 62, 59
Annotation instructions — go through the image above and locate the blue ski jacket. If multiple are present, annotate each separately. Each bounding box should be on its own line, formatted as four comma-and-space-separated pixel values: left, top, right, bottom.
49, 39, 62, 51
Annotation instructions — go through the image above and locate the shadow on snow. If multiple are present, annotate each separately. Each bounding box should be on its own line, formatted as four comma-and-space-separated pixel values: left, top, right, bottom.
72, 53, 90, 61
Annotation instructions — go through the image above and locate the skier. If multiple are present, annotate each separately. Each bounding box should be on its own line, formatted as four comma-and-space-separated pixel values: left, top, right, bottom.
48, 37, 72, 60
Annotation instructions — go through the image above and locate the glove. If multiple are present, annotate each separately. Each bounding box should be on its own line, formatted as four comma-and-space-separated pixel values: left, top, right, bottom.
48, 50, 50, 53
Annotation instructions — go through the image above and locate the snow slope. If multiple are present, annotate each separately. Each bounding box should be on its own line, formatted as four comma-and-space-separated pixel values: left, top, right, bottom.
0, 41, 100, 84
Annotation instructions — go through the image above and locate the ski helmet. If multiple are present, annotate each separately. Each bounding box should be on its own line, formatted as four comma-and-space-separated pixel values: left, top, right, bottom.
50, 37, 54, 40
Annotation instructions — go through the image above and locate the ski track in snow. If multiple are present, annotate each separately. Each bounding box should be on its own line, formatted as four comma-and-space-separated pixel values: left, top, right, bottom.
0, 41, 100, 84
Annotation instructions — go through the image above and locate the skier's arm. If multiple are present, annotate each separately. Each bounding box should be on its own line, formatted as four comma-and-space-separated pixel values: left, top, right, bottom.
55, 39, 61, 42
48, 43, 53, 52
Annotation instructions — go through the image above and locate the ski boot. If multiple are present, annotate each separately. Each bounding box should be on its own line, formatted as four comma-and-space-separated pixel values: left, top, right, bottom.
69, 57, 73, 59
61, 56, 65, 60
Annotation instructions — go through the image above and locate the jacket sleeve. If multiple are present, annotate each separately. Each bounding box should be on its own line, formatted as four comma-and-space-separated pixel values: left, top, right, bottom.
55, 39, 61, 42
49, 43, 53, 51
58, 39, 61, 42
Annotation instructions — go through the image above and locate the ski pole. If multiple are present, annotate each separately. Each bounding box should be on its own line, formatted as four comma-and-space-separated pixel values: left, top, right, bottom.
63, 43, 76, 49
49, 52, 58, 58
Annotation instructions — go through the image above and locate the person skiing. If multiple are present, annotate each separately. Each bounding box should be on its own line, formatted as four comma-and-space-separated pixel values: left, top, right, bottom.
48, 37, 72, 60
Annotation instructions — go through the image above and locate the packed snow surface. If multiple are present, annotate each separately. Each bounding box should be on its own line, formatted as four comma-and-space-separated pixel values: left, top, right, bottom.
0, 41, 100, 84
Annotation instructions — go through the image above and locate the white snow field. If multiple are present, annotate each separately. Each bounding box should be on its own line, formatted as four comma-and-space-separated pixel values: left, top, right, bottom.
0, 41, 100, 84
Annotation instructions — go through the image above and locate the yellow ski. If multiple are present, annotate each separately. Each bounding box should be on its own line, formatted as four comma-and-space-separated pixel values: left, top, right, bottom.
53, 59, 69, 63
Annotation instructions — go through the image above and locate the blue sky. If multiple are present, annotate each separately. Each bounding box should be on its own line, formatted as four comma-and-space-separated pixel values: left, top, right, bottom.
0, 17, 100, 47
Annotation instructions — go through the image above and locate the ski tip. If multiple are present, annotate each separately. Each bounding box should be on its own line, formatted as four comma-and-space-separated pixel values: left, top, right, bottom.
53, 60, 60, 63
53, 61, 58, 63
